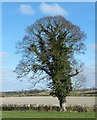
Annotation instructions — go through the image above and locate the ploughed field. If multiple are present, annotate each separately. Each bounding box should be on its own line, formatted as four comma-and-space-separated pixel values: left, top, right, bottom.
1, 96, 96, 106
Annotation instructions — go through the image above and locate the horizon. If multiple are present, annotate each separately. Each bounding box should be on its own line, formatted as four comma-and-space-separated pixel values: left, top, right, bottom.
1, 87, 97, 92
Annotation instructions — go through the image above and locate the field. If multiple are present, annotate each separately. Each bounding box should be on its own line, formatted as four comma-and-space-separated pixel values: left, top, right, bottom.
1, 96, 96, 119
1, 93, 96, 119
2, 111, 95, 118
1, 96, 96, 106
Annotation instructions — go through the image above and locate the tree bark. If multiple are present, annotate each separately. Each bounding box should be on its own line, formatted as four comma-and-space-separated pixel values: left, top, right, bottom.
59, 99, 67, 112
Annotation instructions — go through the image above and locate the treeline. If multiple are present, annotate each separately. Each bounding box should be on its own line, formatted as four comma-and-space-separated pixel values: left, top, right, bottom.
1, 89, 51, 97
1, 88, 97, 97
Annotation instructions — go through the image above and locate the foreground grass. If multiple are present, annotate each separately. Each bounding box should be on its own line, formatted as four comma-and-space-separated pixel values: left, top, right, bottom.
2, 111, 95, 118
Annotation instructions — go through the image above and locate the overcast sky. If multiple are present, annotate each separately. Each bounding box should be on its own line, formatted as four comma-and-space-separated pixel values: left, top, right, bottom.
1, 2, 95, 91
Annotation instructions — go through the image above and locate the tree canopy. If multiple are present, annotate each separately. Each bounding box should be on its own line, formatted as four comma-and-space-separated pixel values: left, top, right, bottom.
15, 16, 86, 111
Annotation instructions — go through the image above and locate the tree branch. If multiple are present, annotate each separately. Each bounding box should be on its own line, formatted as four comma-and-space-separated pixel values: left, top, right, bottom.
69, 69, 79, 77
40, 67, 52, 76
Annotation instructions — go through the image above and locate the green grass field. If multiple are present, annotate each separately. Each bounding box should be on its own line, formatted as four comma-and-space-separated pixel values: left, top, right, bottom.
2, 111, 95, 118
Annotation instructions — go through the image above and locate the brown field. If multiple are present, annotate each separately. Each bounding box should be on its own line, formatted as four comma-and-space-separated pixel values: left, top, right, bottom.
1, 96, 96, 106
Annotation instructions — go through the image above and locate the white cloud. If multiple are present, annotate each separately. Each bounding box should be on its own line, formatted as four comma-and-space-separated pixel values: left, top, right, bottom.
0, 69, 16, 81
0, 52, 9, 58
19, 4, 35, 15
0, 68, 32, 92
89, 43, 95, 49
40, 3, 68, 16
88, 43, 97, 51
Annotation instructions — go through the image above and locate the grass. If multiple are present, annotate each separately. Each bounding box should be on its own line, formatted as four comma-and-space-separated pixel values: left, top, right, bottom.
2, 111, 95, 118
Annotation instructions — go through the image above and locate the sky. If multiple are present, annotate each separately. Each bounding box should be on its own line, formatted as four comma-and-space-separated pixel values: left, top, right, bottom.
1, 2, 95, 91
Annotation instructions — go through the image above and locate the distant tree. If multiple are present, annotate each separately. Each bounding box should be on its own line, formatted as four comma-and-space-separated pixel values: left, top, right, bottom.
15, 16, 86, 111
72, 69, 86, 90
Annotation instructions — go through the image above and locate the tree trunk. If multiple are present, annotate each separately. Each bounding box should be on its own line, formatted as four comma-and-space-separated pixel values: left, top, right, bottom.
59, 99, 67, 112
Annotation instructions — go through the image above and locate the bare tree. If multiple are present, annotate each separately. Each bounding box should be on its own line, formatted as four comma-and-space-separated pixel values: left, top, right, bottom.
72, 71, 86, 90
